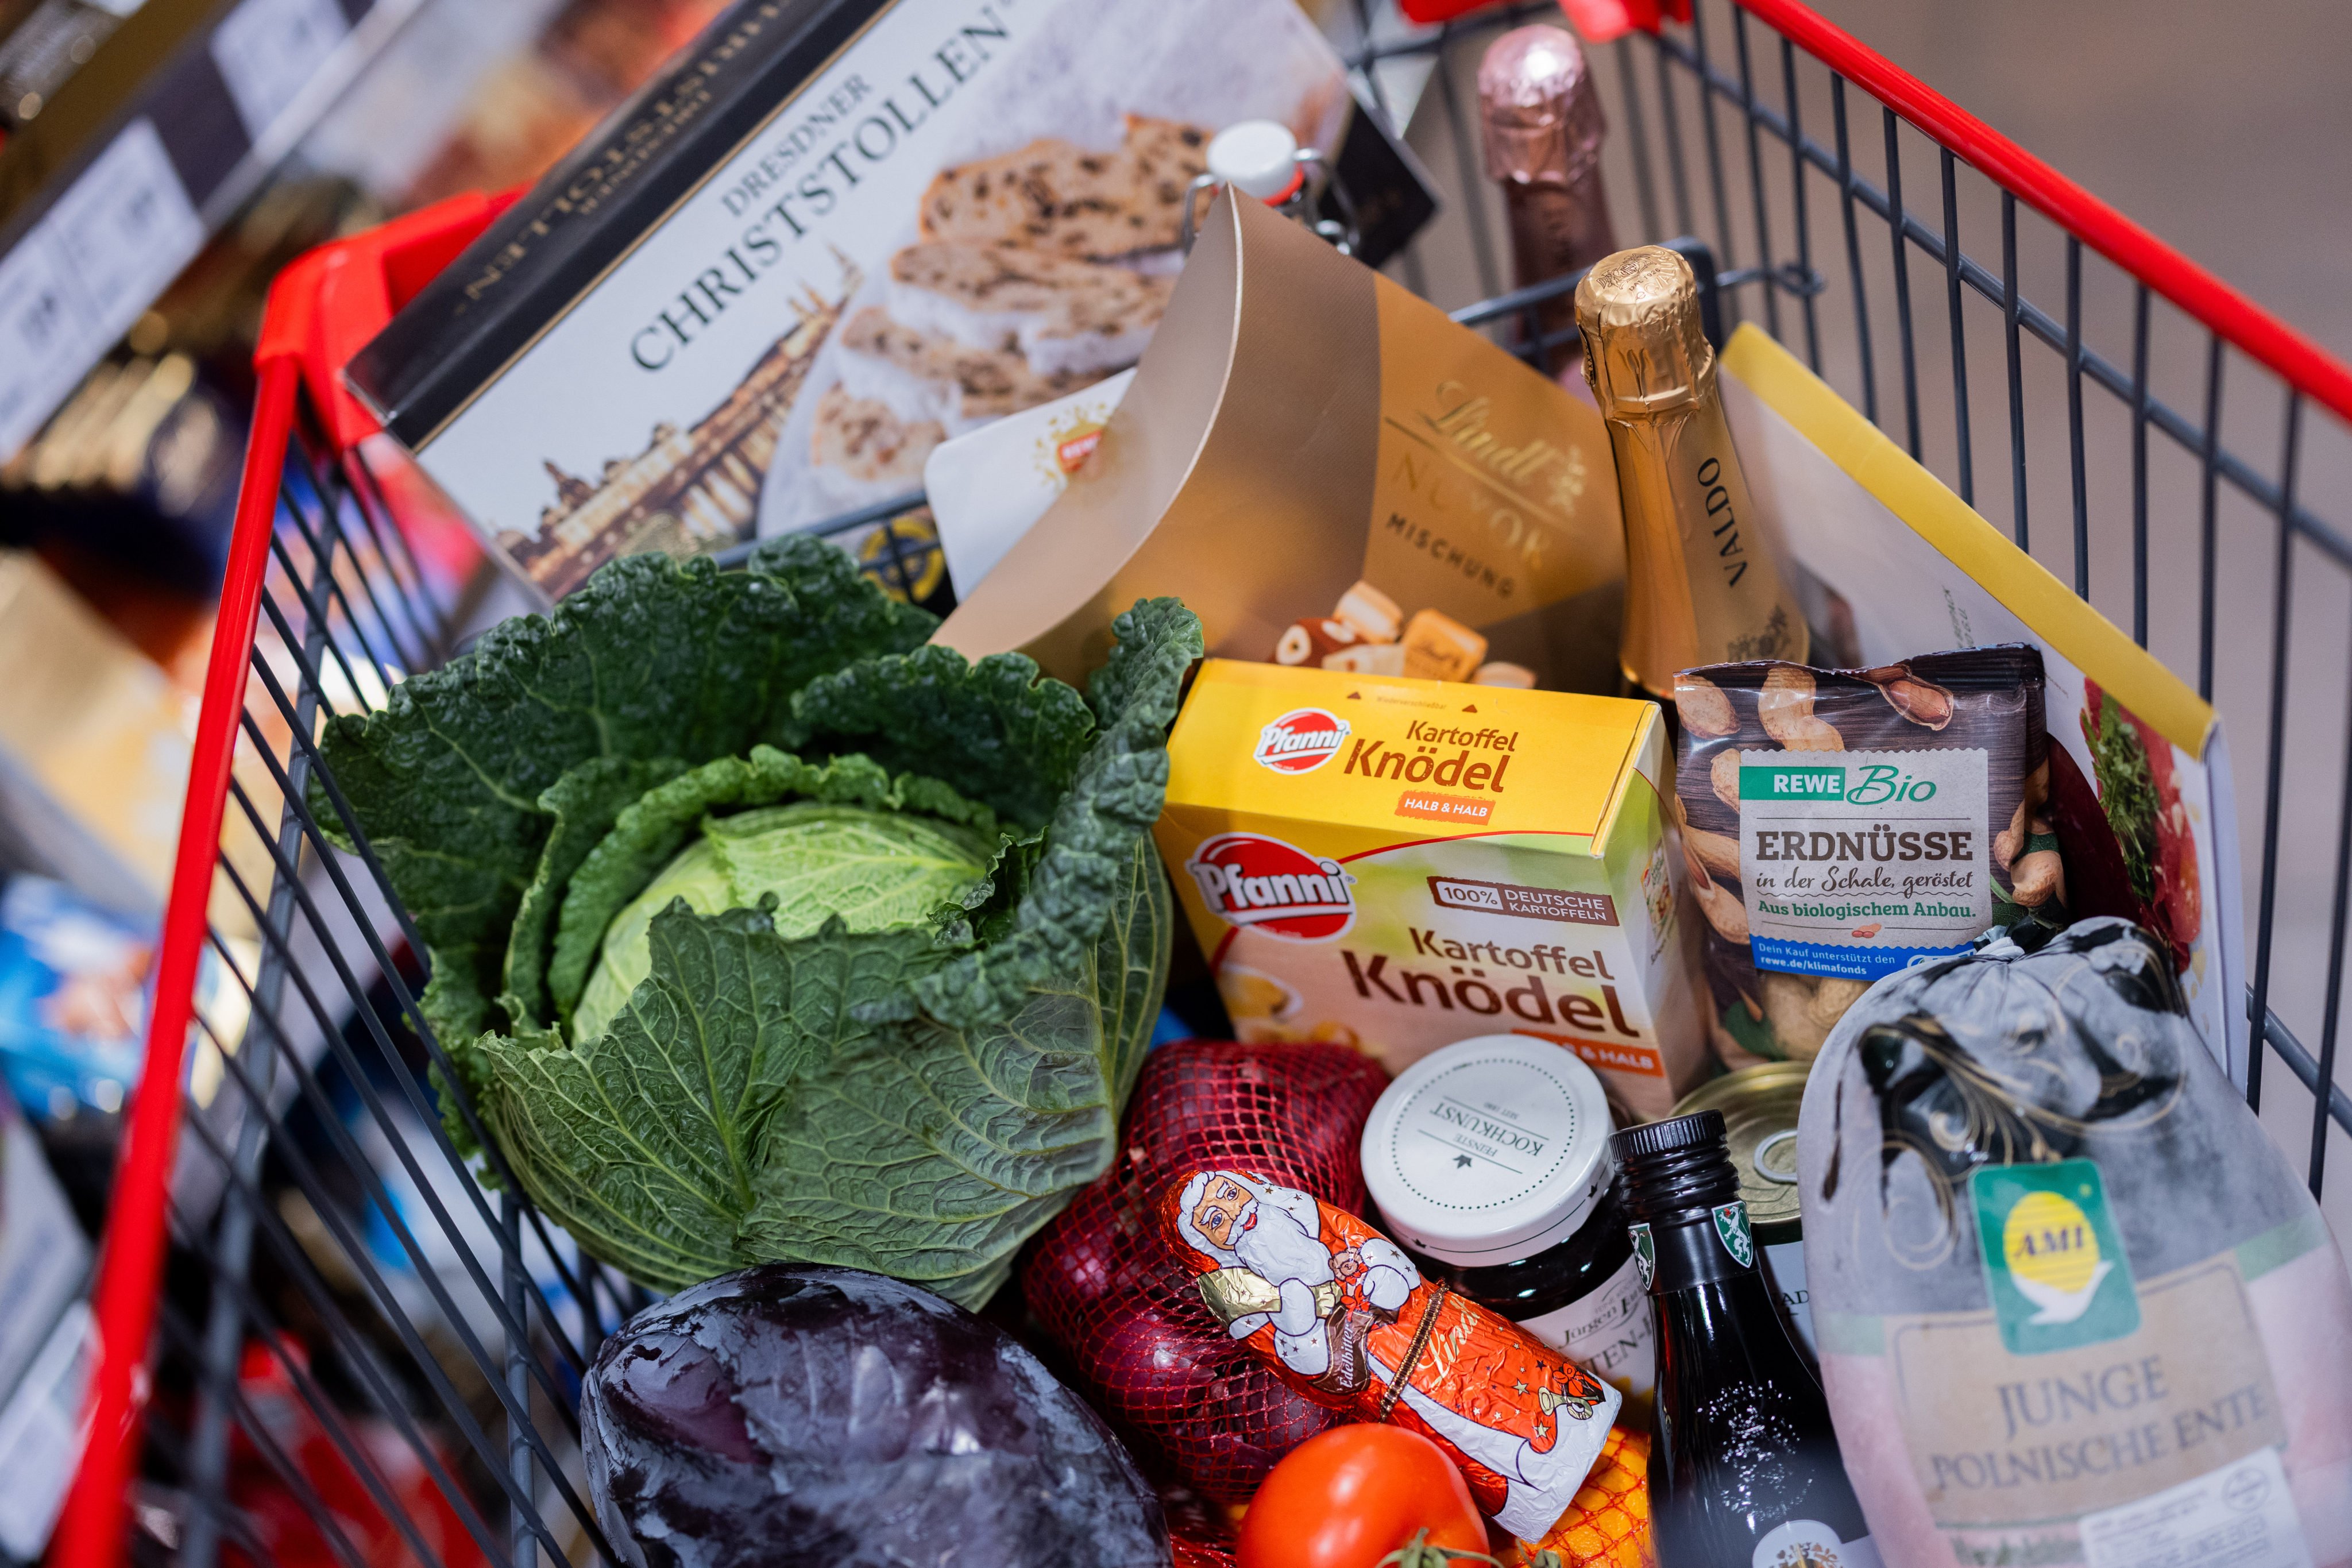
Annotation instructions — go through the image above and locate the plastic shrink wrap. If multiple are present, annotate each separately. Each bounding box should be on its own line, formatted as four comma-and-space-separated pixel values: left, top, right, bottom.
1799, 918, 2352, 1567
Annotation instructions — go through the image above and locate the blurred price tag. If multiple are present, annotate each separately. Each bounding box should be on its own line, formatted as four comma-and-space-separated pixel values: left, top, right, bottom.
0, 1303, 94, 1559
211, 0, 350, 142
0, 243, 77, 451
0, 120, 203, 461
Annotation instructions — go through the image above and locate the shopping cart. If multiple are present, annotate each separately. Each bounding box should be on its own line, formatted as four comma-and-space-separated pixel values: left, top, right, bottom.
45, 2, 2352, 1565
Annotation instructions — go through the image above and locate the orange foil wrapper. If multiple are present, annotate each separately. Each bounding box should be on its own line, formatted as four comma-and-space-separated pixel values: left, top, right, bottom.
1161, 1168, 1621, 1539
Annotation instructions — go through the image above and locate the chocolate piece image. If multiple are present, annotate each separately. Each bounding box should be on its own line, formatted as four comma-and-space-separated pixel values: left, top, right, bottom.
1401, 607, 1488, 681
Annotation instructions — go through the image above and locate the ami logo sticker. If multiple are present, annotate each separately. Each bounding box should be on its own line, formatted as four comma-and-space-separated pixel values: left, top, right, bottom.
1254, 708, 1351, 774
1184, 833, 1356, 940
1970, 1158, 2140, 1355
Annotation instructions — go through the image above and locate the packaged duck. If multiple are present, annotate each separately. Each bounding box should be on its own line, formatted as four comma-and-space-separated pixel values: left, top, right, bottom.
1798, 917, 2352, 1568
1671, 645, 2068, 1068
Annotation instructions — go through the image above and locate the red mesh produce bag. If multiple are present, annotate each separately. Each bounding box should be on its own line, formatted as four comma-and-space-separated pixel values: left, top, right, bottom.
1171, 1537, 1240, 1568
1022, 1040, 1388, 1504
1158, 1481, 1241, 1568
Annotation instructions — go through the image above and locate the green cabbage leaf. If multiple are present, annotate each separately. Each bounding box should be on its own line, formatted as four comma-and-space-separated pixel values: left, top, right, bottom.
315, 537, 932, 1048
318, 543, 1198, 1303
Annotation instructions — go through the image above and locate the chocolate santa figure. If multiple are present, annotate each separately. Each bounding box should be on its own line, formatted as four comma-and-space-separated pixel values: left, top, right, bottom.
1164, 1168, 1620, 1539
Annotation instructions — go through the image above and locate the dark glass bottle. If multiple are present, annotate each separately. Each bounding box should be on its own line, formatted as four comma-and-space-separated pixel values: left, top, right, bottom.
1612, 1111, 1880, 1568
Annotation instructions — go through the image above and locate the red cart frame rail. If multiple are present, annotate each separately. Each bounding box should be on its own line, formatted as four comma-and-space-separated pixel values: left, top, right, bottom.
49, 3, 2352, 1566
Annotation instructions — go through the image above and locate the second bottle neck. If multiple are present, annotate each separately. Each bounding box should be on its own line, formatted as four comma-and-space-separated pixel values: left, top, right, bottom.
1636, 1198, 1760, 1296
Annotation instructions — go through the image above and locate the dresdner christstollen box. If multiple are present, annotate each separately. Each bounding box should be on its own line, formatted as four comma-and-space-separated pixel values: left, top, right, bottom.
345, 0, 1433, 603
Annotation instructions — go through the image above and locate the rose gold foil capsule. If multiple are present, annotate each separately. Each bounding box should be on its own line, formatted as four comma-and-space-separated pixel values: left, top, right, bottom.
1478, 25, 1617, 339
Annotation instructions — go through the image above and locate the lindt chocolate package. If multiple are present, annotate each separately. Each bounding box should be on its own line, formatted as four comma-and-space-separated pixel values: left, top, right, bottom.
933, 188, 1627, 693
1671, 646, 2066, 1066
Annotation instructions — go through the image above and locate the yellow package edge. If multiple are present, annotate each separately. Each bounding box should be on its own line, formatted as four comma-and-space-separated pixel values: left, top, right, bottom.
1592, 704, 1666, 867
1718, 323, 2215, 756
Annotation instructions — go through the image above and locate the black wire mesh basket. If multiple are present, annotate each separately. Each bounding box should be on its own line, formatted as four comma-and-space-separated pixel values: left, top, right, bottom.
45, 3, 2352, 1565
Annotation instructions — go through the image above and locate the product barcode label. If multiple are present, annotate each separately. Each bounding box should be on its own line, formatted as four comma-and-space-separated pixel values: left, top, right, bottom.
2077, 1447, 2311, 1568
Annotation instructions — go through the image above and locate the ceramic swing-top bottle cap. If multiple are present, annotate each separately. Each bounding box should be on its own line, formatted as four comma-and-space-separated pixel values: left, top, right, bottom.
1208, 121, 1303, 202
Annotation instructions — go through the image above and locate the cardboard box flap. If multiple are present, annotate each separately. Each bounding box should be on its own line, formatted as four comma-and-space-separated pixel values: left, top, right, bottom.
936, 191, 1381, 679
1164, 660, 1652, 849
934, 190, 1626, 689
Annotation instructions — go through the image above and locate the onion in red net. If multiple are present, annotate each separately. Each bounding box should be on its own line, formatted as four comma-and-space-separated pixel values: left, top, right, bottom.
1021, 1040, 1389, 1505
1158, 1477, 1242, 1568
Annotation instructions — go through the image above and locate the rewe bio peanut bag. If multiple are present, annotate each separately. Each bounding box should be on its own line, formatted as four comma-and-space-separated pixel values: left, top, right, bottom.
1671, 646, 2066, 1068
1798, 918, 2352, 1568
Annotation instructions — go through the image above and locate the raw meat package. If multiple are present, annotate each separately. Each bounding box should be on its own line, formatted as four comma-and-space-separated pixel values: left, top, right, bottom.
1672, 646, 2066, 1068
1798, 918, 2352, 1567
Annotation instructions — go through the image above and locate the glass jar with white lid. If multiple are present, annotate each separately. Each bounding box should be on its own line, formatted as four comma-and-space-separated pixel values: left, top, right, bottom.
1359, 1033, 1656, 1411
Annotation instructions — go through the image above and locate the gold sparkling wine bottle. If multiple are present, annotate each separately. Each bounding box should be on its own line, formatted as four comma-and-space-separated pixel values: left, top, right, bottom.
1575, 246, 1805, 696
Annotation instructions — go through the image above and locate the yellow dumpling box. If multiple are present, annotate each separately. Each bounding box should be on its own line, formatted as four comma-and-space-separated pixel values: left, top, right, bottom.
1154, 659, 1708, 1113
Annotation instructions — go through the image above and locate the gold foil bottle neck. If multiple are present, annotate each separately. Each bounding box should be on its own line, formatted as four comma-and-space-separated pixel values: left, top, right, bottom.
1574, 246, 1714, 417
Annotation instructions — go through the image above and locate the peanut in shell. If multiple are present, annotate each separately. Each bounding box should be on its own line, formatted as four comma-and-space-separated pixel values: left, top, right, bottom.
1675, 673, 1739, 737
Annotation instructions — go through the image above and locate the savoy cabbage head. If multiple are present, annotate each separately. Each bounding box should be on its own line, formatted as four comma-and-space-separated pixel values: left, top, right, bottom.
570, 801, 1000, 1045
318, 537, 1200, 1303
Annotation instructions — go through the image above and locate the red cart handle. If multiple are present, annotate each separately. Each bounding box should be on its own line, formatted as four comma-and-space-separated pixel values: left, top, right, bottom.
1555, 0, 1693, 45
1738, 0, 2352, 428
262, 187, 517, 453
49, 188, 509, 1568
48, 0, 2352, 1559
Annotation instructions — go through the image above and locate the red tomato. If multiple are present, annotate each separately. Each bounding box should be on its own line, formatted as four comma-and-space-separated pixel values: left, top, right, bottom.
1238, 1424, 1487, 1568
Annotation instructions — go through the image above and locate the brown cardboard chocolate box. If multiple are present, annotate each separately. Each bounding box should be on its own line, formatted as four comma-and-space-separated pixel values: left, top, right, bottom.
933, 189, 1627, 692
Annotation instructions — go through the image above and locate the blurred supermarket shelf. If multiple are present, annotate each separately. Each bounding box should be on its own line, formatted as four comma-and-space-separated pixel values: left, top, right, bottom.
0, 0, 430, 457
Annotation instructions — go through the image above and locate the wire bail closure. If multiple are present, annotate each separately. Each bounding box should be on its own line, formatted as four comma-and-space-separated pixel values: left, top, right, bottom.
1179, 120, 1361, 257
